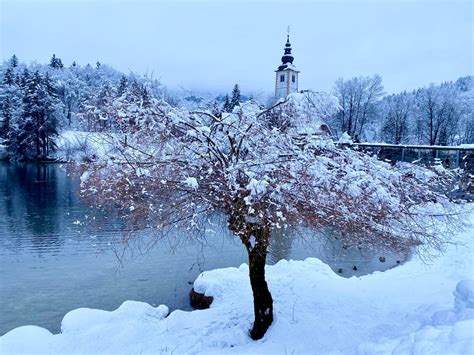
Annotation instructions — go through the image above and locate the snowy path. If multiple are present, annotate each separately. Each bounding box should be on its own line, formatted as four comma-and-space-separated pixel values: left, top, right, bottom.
1, 216, 473, 354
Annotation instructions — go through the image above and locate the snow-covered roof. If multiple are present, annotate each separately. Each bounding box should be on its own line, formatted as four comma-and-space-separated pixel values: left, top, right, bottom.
276, 63, 299, 72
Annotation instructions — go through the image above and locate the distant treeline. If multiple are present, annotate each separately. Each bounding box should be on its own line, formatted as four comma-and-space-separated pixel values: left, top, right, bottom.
0, 54, 472, 160
328, 75, 473, 145
0, 54, 168, 160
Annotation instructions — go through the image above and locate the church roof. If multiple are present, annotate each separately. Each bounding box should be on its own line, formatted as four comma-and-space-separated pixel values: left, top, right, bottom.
276, 34, 298, 72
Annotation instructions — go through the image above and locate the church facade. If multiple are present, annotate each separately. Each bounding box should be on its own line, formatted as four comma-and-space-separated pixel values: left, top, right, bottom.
275, 33, 300, 99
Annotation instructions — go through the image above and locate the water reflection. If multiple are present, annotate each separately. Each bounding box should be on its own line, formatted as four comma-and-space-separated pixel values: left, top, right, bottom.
0, 163, 65, 255
0, 162, 406, 335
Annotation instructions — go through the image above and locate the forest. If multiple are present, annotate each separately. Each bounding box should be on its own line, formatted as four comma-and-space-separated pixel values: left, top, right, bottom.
0, 54, 472, 161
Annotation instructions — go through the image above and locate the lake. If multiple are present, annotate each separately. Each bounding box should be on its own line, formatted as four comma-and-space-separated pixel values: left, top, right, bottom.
0, 162, 405, 335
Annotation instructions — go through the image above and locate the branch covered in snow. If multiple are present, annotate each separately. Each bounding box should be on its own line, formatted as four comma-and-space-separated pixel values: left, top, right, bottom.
77, 93, 462, 255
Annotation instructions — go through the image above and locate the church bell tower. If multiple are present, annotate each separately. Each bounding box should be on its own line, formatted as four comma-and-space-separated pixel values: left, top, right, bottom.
275, 28, 300, 99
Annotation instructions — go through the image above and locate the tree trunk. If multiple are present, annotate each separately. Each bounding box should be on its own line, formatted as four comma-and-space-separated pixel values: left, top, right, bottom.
228, 209, 274, 340
246, 225, 273, 340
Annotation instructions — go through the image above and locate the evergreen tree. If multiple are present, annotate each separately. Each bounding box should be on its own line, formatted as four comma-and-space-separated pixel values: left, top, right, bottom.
10, 54, 18, 68
117, 75, 128, 97
50, 54, 64, 69
0, 53, 168, 157
15, 74, 21, 87
230, 83, 241, 110
96, 61, 101, 69
1, 96, 12, 140
14, 71, 60, 159
3, 67, 15, 86
43, 72, 56, 97
20, 68, 30, 88
50, 54, 57, 68
13, 71, 39, 158
223, 94, 231, 113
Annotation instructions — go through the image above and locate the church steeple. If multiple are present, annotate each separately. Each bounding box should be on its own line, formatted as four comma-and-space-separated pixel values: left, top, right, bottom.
279, 33, 294, 69
275, 28, 300, 99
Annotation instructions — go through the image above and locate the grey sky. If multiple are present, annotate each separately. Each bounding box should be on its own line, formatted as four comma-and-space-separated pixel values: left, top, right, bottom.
1, 0, 472, 95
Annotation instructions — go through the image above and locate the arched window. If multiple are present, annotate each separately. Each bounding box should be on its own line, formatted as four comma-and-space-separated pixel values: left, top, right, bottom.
280, 75, 285, 82
292, 74, 296, 83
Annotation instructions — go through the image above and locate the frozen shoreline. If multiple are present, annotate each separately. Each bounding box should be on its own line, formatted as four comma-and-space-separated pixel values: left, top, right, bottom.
1, 211, 473, 354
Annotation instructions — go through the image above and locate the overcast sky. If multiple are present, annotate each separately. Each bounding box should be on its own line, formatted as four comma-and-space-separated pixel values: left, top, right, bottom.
1, 0, 472, 95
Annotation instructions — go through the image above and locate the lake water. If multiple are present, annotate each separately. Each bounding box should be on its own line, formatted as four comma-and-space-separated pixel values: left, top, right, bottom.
0, 162, 405, 335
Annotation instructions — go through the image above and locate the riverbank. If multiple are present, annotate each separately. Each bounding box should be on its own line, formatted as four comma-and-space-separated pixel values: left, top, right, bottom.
55, 130, 115, 162
1, 209, 473, 354
0, 131, 113, 163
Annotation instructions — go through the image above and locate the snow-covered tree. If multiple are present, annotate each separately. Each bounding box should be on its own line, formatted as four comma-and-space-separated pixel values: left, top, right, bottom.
10, 54, 18, 68
0, 62, 23, 149
3, 67, 15, 86
211, 101, 222, 118
413, 84, 463, 146
381, 92, 411, 144
222, 94, 232, 113
49, 54, 64, 69
11, 70, 61, 159
230, 83, 241, 109
0, 95, 12, 140
79, 82, 115, 131
330, 75, 384, 140
117, 75, 128, 97
79, 92, 459, 340
0, 56, 171, 159
456, 77, 474, 144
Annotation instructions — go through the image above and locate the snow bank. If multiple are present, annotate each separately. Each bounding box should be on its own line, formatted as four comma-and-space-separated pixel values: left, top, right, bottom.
1, 215, 473, 354
55, 130, 115, 161
358, 279, 474, 354
338, 131, 353, 144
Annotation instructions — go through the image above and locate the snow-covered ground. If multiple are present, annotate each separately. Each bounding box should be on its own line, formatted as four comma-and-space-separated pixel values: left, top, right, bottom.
1, 213, 473, 354
55, 130, 115, 162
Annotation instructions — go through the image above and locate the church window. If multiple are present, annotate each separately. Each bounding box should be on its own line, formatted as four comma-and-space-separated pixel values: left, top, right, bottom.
280, 75, 285, 82
292, 74, 296, 83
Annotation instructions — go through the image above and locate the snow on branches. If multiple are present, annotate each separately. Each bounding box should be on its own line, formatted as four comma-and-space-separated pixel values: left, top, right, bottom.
78, 91, 461, 339
80, 92, 458, 253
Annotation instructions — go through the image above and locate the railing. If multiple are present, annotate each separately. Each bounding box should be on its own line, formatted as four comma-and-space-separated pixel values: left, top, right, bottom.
339, 143, 474, 171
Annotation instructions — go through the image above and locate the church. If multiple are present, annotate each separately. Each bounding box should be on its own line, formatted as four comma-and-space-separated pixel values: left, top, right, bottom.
275, 32, 299, 99
273, 33, 333, 137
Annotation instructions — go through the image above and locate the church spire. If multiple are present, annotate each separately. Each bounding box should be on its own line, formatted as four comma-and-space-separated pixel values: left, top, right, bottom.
279, 28, 295, 69
274, 27, 300, 99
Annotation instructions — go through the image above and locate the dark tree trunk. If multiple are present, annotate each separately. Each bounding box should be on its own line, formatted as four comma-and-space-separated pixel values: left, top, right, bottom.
228, 206, 274, 340
247, 228, 273, 340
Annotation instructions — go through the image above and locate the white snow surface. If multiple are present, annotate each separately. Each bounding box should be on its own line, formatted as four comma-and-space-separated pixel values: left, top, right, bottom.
338, 131, 353, 144
183, 176, 199, 190
1, 215, 474, 354
55, 130, 115, 161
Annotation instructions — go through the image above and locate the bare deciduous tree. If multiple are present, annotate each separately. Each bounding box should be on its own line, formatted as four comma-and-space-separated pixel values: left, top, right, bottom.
414, 84, 464, 146
381, 92, 411, 144
331, 75, 384, 140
